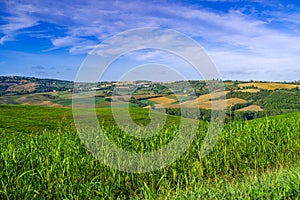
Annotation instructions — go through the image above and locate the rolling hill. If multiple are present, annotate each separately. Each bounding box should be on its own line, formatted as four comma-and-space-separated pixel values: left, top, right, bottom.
0, 76, 299, 120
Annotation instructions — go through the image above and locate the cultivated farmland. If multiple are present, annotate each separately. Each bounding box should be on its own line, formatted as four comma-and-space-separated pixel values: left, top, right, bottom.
238, 82, 298, 90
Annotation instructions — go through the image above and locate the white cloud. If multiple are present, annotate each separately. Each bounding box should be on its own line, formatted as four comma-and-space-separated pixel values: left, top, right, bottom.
1, 0, 300, 80
0, 14, 38, 44
208, 49, 300, 81
0, 1, 40, 44
51, 36, 80, 47
49, 36, 98, 54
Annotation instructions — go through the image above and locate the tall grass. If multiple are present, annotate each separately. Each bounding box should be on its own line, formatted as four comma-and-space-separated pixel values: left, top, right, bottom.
0, 105, 299, 199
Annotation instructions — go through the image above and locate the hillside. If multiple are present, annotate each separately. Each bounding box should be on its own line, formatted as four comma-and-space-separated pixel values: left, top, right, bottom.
0, 76, 300, 121
0, 76, 73, 95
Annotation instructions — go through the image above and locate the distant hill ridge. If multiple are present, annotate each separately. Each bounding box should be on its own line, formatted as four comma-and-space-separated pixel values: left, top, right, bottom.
0, 76, 73, 95
1, 76, 299, 95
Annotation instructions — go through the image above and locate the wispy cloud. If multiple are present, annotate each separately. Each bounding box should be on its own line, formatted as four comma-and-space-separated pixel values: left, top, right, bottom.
1, 0, 299, 51
0, 1, 40, 44
1, 0, 300, 80
32, 65, 45, 70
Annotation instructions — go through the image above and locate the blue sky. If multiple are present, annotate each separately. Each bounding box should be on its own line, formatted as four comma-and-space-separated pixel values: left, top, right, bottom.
0, 0, 300, 81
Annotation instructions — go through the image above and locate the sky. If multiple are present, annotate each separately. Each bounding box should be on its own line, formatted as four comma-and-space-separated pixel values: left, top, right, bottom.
0, 0, 300, 81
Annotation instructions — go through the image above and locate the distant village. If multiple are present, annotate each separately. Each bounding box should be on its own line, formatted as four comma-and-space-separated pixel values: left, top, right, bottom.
91, 81, 156, 90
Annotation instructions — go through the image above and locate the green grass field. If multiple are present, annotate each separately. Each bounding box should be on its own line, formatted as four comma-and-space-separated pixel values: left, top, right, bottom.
0, 105, 300, 199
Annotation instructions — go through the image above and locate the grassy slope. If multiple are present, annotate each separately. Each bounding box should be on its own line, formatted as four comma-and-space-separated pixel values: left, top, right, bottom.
0, 105, 73, 133
0, 105, 300, 199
